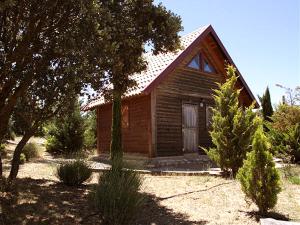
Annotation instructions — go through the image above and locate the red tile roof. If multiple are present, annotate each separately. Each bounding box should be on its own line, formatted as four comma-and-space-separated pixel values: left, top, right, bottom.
83, 25, 209, 110
83, 24, 258, 110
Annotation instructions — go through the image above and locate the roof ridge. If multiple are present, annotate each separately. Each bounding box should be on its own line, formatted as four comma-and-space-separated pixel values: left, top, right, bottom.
181, 24, 211, 38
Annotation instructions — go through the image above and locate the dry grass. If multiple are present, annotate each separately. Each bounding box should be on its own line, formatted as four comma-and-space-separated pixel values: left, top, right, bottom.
1, 139, 300, 225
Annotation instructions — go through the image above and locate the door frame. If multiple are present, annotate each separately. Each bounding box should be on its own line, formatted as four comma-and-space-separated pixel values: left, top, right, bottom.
181, 102, 199, 153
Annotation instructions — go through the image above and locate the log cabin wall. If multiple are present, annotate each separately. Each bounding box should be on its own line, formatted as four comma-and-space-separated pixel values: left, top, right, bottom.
155, 67, 221, 156
96, 94, 151, 156
154, 36, 228, 157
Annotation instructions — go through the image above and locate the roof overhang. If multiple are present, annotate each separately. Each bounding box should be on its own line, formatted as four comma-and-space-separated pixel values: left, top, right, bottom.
142, 25, 259, 108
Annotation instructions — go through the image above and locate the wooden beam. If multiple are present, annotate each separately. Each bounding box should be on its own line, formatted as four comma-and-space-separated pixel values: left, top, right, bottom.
150, 89, 157, 157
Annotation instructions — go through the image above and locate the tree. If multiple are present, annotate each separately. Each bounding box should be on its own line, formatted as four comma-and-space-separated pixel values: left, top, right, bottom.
83, 111, 97, 149
94, 1, 182, 161
237, 125, 281, 215
258, 87, 273, 122
46, 98, 85, 156
8, 74, 78, 180
205, 65, 259, 177
268, 104, 300, 162
276, 84, 300, 106
0, 0, 108, 176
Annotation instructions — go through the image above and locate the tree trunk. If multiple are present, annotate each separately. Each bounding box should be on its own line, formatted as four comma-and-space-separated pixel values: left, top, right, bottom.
0, 115, 10, 177
0, 153, 2, 177
0, 115, 10, 144
110, 90, 123, 162
8, 130, 33, 181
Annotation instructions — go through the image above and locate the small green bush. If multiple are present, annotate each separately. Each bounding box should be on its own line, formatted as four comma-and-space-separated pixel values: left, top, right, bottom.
237, 127, 281, 215
19, 153, 26, 164
57, 160, 92, 186
0, 144, 8, 158
23, 142, 40, 161
90, 161, 144, 225
289, 176, 300, 185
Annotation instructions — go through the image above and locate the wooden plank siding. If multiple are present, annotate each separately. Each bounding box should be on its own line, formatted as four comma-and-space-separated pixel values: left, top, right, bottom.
155, 66, 220, 156
97, 94, 151, 156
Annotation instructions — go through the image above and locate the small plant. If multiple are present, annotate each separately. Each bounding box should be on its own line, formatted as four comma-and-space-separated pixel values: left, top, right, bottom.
90, 160, 144, 225
288, 176, 300, 185
281, 163, 300, 185
19, 153, 26, 164
0, 144, 8, 158
237, 127, 281, 215
23, 142, 40, 161
57, 160, 92, 186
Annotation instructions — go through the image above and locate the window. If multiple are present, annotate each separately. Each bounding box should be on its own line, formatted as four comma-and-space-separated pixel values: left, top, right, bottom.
187, 54, 200, 70
122, 105, 129, 128
203, 60, 215, 73
206, 105, 213, 129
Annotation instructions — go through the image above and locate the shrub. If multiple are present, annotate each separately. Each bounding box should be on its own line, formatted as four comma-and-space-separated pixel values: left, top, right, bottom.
84, 111, 97, 149
204, 65, 259, 177
57, 160, 92, 186
237, 127, 281, 215
23, 142, 40, 161
268, 104, 300, 162
289, 176, 300, 185
19, 153, 26, 164
46, 99, 85, 155
90, 161, 144, 225
0, 144, 8, 158
281, 164, 300, 185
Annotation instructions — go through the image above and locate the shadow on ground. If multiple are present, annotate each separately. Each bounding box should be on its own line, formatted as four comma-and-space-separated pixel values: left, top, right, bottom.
0, 178, 205, 225
239, 210, 290, 222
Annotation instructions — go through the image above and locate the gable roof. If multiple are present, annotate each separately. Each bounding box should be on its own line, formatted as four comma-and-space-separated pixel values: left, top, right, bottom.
83, 25, 257, 110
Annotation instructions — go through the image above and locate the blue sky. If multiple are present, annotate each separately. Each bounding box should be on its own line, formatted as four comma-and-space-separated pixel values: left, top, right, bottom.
155, 0, 300, 105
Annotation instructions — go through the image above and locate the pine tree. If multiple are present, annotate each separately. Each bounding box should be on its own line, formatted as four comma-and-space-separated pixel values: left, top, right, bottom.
205, 65, 259, 177
237, 125, 281, 215
259, 87, 274, 122
46, 99, 85, 155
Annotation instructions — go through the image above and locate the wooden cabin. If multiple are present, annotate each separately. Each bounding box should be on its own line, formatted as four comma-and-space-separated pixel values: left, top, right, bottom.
84, 25, 257, 158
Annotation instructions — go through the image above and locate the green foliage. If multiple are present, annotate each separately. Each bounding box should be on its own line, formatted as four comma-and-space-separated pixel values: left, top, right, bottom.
46, 99, 85, 156
237, 127, 281, 215
90, 160, 144, 225
22, 142, 41, 161
4, 118, 16, 141
57, 160, 92, 186
19, 153, 26, 165
268, 104, 300, 162
270, 104, 300, 132
258, 87, 273, 122
205, 65, 259, 177
288, 176, 300, 185
0, 144, 7, 158
281, 164, 300, 185
83, 111, 97, 149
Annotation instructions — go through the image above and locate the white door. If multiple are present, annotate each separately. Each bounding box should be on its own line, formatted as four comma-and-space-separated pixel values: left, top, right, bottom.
182, 104, 198, 152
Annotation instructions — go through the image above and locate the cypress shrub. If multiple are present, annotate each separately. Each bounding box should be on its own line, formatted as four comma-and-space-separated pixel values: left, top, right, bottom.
237, 126, 281, 215
205, 65, 259, 177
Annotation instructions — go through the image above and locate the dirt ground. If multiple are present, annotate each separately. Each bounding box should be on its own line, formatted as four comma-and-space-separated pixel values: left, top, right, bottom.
1, 139, 300, 225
